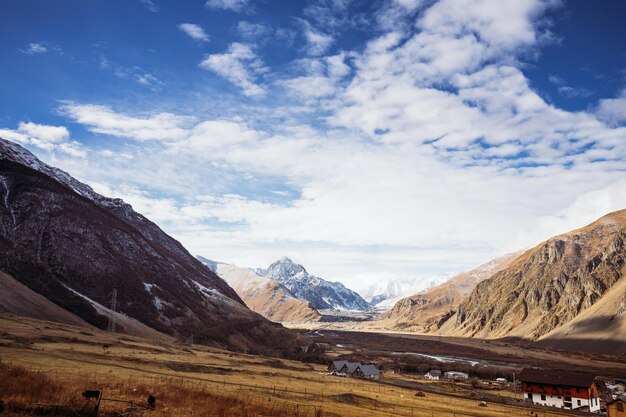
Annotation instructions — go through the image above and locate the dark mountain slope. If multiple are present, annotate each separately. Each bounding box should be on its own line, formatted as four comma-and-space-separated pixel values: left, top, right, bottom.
0, 139, 304, 354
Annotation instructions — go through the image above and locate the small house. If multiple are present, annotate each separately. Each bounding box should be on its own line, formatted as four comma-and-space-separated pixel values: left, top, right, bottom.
519, 368, 601, 412
328, 360, 349, 374
425, 370, 441, 380
354, 364, 380, 380
607, 396, 626, 417
338, 362, 361, 376
444, 371, 469, 381
496, 378, 508, 386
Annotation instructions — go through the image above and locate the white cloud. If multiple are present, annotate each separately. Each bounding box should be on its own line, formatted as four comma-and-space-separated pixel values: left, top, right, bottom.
0, 122, 85, 157
60, 103, 194, 141
199, 43, 266, 97
300, 22, 334, 56
596, 89, 626, 126
237, 21, 272, 40
20, 43, 47, 55
178, 23, 210, 43
137, 0, 158, 12
205, 0, 249, 12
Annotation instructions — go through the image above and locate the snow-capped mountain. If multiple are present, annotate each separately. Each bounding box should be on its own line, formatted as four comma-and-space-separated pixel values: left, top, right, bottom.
360, 274, 453, 311
198, 256, 321, 323
256, 257, 371, 311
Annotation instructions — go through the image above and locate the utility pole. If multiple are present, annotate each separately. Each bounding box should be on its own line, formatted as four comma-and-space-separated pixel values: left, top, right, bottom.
512, 371, 516, 398
107, 288, 117, 332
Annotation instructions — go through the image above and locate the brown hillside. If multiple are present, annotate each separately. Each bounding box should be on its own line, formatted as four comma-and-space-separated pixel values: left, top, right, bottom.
383, 252, 521, 331
215, 263, 321, 323
447, 209, 626, 351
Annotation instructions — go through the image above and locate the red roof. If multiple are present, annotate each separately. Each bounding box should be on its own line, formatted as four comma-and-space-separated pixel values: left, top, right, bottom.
519, 368, 596, 388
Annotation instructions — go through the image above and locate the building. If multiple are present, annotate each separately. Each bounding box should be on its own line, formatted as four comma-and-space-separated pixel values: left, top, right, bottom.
425, 370, 441, 380
338, 362, 361, 376
519, 368, 601, 412
607, 396, 626, 417
496, 378, 508, 386
444, 371, 469, 381
354, 364, 380, 380
328, 360, 349, 375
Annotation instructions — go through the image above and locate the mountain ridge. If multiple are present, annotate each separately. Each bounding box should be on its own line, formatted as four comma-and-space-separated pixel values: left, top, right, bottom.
0, 138, 304, 354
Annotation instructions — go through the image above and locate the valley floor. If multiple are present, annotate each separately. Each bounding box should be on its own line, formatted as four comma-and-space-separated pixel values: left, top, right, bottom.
0, 314, 617, 417
290, 325, 626, 379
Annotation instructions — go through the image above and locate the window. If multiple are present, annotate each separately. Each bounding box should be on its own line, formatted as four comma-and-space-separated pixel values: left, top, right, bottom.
541, 395, 546, 401
577, 400, 581, 406
527, 393, 532, 399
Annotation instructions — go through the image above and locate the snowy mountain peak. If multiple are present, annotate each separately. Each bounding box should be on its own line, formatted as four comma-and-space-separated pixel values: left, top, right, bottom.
265, 257, 308, 280
256, 257, 370, 311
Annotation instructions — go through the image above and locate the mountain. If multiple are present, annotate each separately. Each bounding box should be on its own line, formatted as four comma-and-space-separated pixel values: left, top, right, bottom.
198, 257, 321, 323
0, 138, 304, 354
256, 257, 371, 311
360, 274, 453, 311
442, 210, 626, 353
383, 252, 521, 330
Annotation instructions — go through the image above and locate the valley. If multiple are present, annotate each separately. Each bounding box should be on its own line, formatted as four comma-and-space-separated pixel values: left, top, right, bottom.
0, 313, 608, 417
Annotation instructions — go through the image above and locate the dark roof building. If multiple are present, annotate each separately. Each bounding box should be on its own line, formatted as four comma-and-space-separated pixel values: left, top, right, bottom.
355, 364, 380, 380
328, 360, 349, 373
519, 368, 600, 413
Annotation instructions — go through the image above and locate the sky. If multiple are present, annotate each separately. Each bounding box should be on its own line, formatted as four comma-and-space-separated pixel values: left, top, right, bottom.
1, 0, 626, 291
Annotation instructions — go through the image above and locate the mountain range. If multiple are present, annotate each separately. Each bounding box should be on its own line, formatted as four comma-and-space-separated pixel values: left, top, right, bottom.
0, 138, 303, 354
198, 257, 321, 323
256, 257, 371, 311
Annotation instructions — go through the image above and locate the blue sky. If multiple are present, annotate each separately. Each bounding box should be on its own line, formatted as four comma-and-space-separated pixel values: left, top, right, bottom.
1, 0, 626, 290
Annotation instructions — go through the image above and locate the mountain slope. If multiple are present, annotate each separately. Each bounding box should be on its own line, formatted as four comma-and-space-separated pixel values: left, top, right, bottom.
198, 257, 321, 323
257, 257, 370, 311
0, 138, 304, 354
383, 252, 521, 330
446, 210, 626, 350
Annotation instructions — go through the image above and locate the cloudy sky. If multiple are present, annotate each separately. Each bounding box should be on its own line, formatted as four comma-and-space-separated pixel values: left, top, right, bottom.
1, 0, 626, 290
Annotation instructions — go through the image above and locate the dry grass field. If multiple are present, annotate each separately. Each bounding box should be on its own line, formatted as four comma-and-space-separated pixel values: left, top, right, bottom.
0, 313, 592, 417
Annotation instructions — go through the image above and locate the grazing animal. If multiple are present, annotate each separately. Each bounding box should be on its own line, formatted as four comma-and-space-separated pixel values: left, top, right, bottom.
147, 395, 156, 408
102, 344, 110, 350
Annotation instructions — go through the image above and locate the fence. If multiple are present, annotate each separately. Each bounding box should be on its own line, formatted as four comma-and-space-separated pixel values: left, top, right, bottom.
12, 364, 586, 417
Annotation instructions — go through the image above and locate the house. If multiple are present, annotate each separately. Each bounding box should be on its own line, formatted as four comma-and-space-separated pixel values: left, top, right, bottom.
607, 396, 626, 417
338, 362, 361, 376
519, 368, 601, 412
425, 370, 442, 380
444, 371, 469, 381
354, 364, 380, 380
328, 360, 349, 374
496, 378, 508, 386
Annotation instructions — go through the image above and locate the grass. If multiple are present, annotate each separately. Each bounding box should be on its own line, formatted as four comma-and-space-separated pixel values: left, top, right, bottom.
0, 314, 589, 417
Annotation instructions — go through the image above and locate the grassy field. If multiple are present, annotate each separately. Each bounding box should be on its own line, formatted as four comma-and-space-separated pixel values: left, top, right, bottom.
0, 314, 590, 417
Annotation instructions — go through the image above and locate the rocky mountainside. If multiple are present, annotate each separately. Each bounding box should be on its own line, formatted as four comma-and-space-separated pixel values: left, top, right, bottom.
0, 138, 304, 354
360, 274, 452, 311
442, 210, 626, 352
198, 257, 321, 323
256, 257, 370, 311
383, 252, 521, 330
